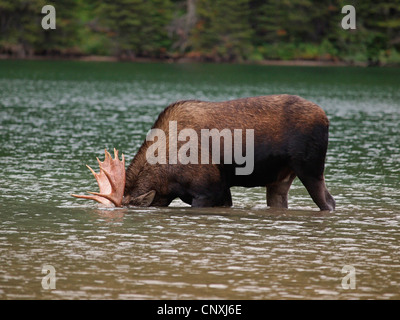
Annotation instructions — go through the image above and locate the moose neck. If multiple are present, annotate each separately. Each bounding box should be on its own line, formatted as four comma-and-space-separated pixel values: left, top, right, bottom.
125, 146, 147, 194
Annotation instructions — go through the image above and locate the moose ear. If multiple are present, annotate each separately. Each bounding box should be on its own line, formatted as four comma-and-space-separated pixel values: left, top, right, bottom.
132, 190, 156, 207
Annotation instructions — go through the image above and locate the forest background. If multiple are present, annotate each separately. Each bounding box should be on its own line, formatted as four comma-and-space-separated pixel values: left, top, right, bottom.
1, 0, 400, 66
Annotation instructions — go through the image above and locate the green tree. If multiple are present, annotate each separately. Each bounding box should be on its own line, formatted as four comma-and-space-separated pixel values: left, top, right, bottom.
249, 0, 341, 60
190, 0, 253, 62
0, 0, 82, 56
0, 0, 45, 57
250, 0, 283, 45
35, 0, 81, 55
334, 0, 400, 65
357, 0, 400, 65
97, 0, 173, 58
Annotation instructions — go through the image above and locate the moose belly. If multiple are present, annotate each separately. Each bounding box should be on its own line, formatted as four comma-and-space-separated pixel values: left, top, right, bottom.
228, 155, 292, 188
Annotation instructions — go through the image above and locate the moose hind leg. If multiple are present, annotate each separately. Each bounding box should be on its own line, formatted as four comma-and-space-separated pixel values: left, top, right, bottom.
290, 127, 335, 211
266, 172, 296, 208
298, 175, 335, 211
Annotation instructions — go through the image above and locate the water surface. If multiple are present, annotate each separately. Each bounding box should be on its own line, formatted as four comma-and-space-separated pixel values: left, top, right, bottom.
0, 61, 399, 299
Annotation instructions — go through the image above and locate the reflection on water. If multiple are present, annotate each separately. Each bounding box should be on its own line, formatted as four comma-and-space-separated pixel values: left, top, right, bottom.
0, 61, 399, 299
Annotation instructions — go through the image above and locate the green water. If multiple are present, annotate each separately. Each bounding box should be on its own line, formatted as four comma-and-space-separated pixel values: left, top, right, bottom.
0, 60, 399, 299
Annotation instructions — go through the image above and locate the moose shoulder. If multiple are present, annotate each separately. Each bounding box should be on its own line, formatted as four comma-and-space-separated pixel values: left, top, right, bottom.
73, 94, 335, 211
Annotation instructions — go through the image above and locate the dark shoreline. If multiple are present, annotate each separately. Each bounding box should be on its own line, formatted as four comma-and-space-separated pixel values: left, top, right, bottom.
0, 53, 373, 67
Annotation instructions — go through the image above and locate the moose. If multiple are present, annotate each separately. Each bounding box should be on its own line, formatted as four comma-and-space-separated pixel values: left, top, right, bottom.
72, 94, 335, 211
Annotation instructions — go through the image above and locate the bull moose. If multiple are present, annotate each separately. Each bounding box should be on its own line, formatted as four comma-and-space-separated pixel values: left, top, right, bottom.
72, 94, 335, 211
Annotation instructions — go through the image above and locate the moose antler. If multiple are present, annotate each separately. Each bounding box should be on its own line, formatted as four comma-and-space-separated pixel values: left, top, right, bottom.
72, 148, 126, 207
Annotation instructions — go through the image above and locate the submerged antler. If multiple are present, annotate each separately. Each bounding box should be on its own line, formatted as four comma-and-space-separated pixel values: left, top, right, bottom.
72, 148, 126, 207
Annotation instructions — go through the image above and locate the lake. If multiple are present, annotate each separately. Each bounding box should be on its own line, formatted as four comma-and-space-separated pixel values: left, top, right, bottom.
0, 60, 399, 299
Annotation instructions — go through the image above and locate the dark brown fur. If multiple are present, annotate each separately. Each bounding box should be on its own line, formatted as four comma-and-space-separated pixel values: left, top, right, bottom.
123, 94, 335, 211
